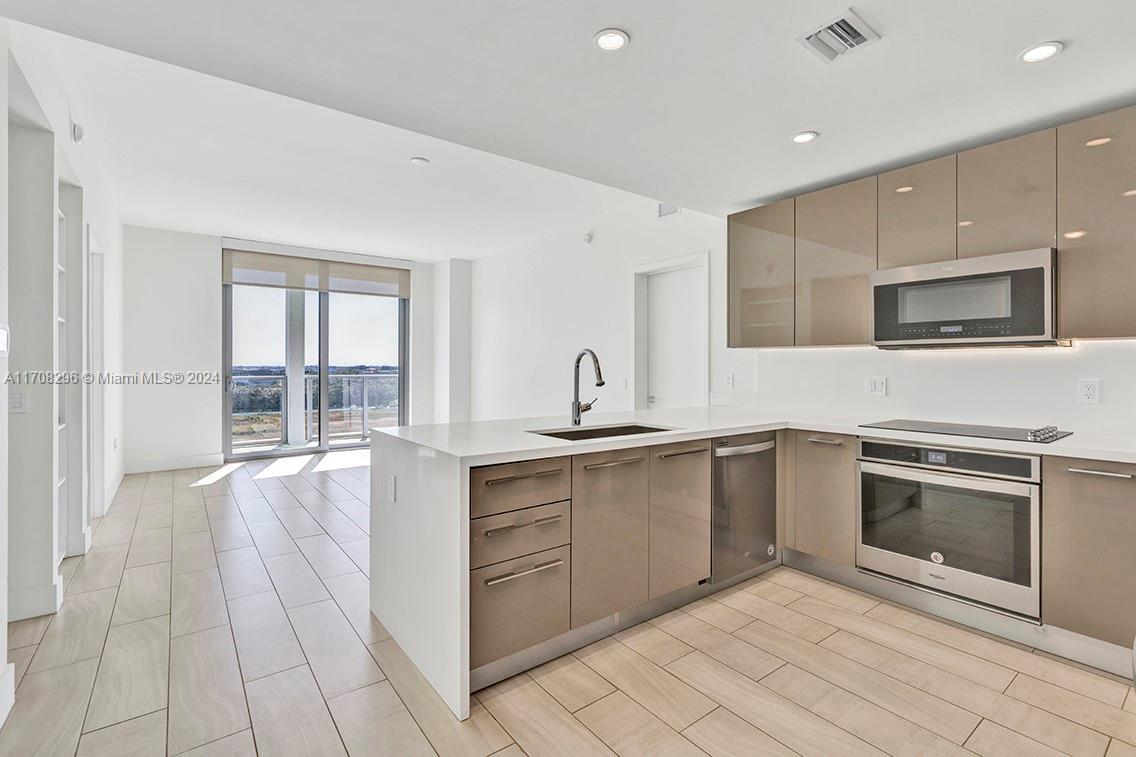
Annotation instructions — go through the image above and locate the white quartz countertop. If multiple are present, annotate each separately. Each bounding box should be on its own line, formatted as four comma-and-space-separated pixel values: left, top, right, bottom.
373, 406, 1136, 466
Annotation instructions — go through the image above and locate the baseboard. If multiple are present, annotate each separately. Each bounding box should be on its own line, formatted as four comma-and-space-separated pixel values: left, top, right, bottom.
103, 470, 125, 517
0, 663, 15, 729
125, 452, 224, 474
66, 526, 92, 557
8, 579, 62, 622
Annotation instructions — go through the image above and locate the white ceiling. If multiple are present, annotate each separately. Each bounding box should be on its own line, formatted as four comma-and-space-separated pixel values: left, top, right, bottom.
3, 0, 1136, 219
13, 25, 648, 261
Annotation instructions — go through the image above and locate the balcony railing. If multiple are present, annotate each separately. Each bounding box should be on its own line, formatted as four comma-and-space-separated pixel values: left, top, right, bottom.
231, 372, 399, 448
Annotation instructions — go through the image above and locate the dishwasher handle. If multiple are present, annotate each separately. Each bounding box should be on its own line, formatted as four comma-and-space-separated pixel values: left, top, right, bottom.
714, 440, 776, 458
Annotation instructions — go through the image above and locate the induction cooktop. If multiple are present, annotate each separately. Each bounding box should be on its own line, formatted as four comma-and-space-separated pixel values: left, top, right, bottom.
860, 419, 1073, 443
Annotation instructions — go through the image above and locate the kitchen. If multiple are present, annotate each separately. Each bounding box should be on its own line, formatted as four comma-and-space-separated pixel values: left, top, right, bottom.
371, 96, 1136, 751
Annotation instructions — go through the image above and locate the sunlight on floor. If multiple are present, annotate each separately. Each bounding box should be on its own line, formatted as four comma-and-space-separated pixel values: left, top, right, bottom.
190, 462, 244, 487
312, 448, 369, 472
253, 455, 317, 479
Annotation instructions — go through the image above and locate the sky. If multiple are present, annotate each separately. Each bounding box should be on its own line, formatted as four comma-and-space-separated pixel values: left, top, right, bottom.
231, 285, 400, 367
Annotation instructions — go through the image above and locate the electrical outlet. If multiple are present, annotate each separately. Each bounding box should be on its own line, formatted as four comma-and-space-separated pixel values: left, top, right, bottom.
8, 390, 27, 414
113, 437, 118, 451
621, 377, 628, 391
1077, 379, 1101, 405
864, 376, 888, 396
387, 474, 398, 503
725, 373, 736, 389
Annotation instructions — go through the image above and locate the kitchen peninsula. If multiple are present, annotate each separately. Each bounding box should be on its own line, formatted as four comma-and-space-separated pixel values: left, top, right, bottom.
370, 406, 1136, 720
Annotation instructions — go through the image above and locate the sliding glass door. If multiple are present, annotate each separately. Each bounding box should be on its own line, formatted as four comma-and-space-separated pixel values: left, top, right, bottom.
222, 249, 409, 460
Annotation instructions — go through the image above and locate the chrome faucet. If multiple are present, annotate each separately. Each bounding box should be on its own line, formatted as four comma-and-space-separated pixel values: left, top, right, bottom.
572, 349, 605, 425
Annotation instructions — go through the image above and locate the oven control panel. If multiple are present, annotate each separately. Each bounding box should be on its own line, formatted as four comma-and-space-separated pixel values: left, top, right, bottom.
859, 440, 1039, 483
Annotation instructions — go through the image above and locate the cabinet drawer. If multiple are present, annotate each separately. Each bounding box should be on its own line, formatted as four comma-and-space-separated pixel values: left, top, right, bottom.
470, 545, 571, 669
470, 457, 571, 518
470, 501, 571, 570
1042, 456, 1136, 646
649, 440, 711, 599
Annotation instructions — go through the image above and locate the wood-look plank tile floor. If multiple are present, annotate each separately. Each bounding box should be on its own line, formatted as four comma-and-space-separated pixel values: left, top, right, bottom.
2, 448, 1133, 756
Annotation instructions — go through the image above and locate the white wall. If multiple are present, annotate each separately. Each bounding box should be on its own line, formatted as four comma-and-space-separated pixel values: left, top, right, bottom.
123, 226, 223, 472
470, 198, 725, 421
470, 198, 1136, 439
9, 24, 126, 505
0, 20, 14, 725
433, 259, 470, 423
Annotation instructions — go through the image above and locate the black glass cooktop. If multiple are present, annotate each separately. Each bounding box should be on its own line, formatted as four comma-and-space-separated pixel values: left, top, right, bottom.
860, 419, 1073, 444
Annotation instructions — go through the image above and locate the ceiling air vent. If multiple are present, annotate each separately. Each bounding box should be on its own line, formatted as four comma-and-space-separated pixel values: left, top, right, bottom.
658, 202, 681, 218
798, 9, 879, 63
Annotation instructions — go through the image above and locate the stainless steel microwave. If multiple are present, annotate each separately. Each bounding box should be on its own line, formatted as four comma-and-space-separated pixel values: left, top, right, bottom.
870, 248, 1059, 348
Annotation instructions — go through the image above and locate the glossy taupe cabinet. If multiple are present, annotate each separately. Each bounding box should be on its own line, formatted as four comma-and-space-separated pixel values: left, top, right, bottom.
795, 177, 877, 345
470, 456, 571, 518
469, 545, 571, 668
1057, 105, 1136, 339
1042, 456, 1136, 647
957, 129, 1056, 258
788, 430, 857, 566
727, 198, 795, 347
648, 440, 712, 599
878, 155, 957, 269
570, 448, 650, 628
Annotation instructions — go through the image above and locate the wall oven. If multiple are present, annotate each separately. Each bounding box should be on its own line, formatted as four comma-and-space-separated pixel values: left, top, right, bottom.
870, 247, 1058, 348
857, 439, 1040, 618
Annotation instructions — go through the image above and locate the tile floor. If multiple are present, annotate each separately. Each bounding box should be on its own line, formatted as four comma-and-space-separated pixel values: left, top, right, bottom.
1, 451, 1134, 756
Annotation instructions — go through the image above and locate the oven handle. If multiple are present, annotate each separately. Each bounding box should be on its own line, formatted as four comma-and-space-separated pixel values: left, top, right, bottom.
858, 460, 1038, 498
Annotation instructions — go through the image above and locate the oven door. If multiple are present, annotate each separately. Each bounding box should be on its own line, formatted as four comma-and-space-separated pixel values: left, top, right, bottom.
857, 461, 1040, 618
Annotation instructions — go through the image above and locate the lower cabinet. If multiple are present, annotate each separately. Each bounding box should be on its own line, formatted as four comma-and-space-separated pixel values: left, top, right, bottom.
469, 545, 571, 668
570, 448, 651, 628
1042, 457, 1136, 647
789, 430, 857, 566
649, 440, 712, 599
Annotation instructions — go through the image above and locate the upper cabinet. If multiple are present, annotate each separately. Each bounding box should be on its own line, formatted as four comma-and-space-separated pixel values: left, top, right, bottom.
1056, 106, 1136, 339
878, 155, 957, 269
726, 103, 1136, 347
957, 130, 1056, 258
795, 177, 877, 346
727, 198, 795, 347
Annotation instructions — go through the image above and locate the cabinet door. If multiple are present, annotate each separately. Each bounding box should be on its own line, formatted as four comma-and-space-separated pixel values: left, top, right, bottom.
958, 129, 1056, 258
1042, 457, 1136, 646
1056, 106, 1136, 338
794, 177, 876, 346
878, 155, 957, 269
649, 440, 711, 599
571, 448, 649, 628
727, 199, 795, 347
792, 431, 857, 566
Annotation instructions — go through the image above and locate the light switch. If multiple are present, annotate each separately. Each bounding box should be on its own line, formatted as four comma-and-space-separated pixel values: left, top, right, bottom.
9, 389, 27, 414
864, 376, 888, 396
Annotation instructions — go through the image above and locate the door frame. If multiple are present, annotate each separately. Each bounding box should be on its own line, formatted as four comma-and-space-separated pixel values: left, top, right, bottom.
87, 230, 106, 518
632, 251, 710, 411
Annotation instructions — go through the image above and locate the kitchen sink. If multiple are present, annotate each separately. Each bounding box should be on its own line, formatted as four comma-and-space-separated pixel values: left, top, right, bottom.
532, 424, 671, 441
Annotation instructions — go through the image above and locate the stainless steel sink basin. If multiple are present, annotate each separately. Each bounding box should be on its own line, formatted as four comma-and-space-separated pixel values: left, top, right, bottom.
531, 424, 670, 441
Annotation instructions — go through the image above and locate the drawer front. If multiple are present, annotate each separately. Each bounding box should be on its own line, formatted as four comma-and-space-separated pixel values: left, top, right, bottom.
471, 457, 571, 518
1042, 456, 1136, 646
470, 545, 571, 669
471, 500, 571, 570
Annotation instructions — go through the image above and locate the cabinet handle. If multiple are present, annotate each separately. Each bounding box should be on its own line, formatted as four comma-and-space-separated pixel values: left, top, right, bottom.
1067, 467, 1134, 480
483, 514, 564, 538
714, 440, 776, 458
583, 456, 646, 471
657, 448, 709, 459
806, 437, 843, 446
484, 559, 564, 587
484, 468, 562, 486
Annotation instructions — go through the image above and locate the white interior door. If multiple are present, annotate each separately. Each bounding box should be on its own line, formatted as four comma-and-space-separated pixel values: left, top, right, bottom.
646, 266, 703, 408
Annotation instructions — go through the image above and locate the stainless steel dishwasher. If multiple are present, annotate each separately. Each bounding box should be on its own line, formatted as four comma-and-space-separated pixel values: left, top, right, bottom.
711, 432, 778, 584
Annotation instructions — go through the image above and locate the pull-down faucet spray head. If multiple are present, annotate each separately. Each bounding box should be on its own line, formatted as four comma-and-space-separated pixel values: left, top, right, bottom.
572, 349, 605, 425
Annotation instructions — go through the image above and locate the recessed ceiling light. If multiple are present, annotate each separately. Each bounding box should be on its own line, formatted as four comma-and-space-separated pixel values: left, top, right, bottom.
1123, 189, 1136, 197
409, 156, 430, 166
1084, 137, 1112, 147
895, 185, 914, 193
958, 220, 974, 227
1063, 230, 1087, 239
1018, 41, 1063, 63
593, 28, 630, 52
791, 130, 818, 144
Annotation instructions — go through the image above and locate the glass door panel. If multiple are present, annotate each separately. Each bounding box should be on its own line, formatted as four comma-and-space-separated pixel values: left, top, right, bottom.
228, 284, 320, 456
327, 292, 402, 446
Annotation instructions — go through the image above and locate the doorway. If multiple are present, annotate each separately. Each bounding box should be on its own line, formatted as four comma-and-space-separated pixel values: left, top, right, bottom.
633, 252, 709, 410
88, 232, 106, 517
